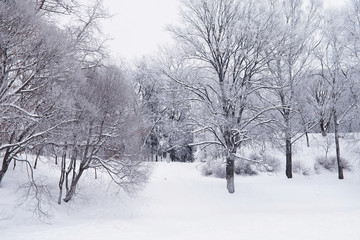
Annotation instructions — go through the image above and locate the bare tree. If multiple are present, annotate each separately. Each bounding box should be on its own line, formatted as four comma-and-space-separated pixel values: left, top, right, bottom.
0, 0, 76, 183
306, 75, 333, 137
345, 0, 360, 63
264, 0, 321, 178
55, 66, 150, 203
0, 0, 149, 212
133, 60, 171, 162
134, 57, 195, 162
35, 0, 78, 14
167, 0, 275, 193
315, 8, 358, 179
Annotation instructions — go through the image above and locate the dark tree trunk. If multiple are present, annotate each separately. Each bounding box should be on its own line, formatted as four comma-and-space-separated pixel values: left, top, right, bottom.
284, 114, 292, 179
305, 132, 310, 148
0, 148, 12, 183
0, 161, 9, 183
224, 126, 236, 193
33, 149, 41, 169
0, 132, 16, 184
333, 111, 344, 179
285, 137, 292, 179
63, 168, 84, 203
58, 146, 67, 204
226, 152, 235, 193
319, 118, 327, 137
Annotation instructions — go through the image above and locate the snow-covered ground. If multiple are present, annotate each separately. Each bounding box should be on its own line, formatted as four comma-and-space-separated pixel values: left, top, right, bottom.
1, 134, 360, 240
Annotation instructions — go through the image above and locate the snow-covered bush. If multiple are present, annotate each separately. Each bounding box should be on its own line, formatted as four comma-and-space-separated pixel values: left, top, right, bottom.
314, 156, 352, 173
201, 153, 281, 178
241, 154, 281, 174
293, 160, 311, 176
200, 162, 214, 176
234, 160, 258, 176
200, 160, 226, 178
314, 156, 335, 172
260, 155, 282, 173
213, 164, 227, 178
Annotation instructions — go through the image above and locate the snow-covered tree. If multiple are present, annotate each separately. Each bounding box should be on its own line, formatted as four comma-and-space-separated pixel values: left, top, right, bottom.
134, 57, 194, 162
167, 0, 275, 193
56, 65, 149, 203
0, 0, 76, 183
264, 0, 321, 178
314, 8, 358, 179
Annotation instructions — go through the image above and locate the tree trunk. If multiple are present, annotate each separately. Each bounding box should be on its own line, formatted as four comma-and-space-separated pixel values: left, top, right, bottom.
0, 162, 9, 183
226, 153, 235, 193
319, 118, 327, 136
63, 168, 84, 202
58, 146, 67, 204
333, 111, 344, 179
285, 137, 292, 179
0, 148, 12, 183
305, 132, 310, 148
284, 115, 292, 179
33, 149, 41, 169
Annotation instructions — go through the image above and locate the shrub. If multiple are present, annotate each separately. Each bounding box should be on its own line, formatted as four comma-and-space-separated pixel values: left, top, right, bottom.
200, 163, 214, 176
234, 160, 258, 176
314, 156, 352, 173
200, 161, 226, 178
200, 153, 282, 178
293, 160, 311, 176
341, 158, 353, 171
213, 164, 227, 178
315, 156, 336, 172
260, 155, 281, 173
246, 154, 281, 173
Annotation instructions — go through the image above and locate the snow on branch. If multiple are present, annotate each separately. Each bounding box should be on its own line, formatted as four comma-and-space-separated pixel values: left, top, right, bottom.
0, 104, 42, 119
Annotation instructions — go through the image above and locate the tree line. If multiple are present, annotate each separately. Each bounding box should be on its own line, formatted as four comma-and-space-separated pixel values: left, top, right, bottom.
136, 0, 360, 193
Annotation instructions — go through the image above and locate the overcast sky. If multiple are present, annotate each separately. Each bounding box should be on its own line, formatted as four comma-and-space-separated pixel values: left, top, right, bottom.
102, 0, 180, 62
101, 0, 345, 62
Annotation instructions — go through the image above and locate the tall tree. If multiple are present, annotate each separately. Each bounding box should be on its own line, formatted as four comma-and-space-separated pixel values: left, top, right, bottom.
264, 0, 321, 178
167, 0, 274, 193
315, 8, 358, 179
56, 65, 149, 203
0, 0, 76, 183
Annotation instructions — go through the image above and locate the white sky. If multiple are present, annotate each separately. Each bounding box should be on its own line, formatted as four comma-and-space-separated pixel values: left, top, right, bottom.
102, 0, 180, 62
101, 0, 345, 62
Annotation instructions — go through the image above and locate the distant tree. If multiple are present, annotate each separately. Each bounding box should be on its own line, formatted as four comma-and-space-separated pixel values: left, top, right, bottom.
315, 9, 358, 179
166, 81, 194, 162
264, 0, 321, 178
134, 57, 194, 162
306, 74, 333, 136
134, 60, 167, 161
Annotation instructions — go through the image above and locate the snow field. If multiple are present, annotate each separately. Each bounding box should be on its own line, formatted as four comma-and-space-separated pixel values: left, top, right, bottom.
1, 134, 360, 240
